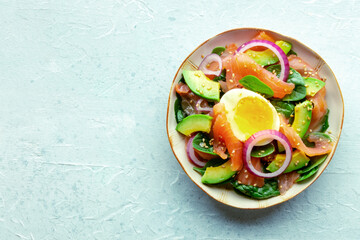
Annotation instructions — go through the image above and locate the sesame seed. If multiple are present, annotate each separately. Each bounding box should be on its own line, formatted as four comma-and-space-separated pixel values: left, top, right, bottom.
245, 175, 248, 179
322, 146, 326, 149
279, 185, 283, 189
254, 184, 257, 187
309, 129, 313, 132
244, 170, 247, 173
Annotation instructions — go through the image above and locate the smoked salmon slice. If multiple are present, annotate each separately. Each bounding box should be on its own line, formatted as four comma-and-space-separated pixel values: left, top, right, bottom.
288, 55, 321, 80
279, 115, 333, 157
212, 103, 243, 171
222, 52, 295, 98
236, 157, 264, 187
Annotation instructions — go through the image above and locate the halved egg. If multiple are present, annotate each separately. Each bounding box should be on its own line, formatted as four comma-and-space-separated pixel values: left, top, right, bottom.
220, 88, 280, 145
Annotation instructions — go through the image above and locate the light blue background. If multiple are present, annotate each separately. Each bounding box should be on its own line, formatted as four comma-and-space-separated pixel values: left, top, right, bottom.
0, 0, 358, 239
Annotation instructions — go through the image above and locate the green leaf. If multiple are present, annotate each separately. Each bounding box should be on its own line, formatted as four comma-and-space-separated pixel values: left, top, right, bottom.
267, 65, 305, 86
287, 49, 297, 56
174, 95, 186, 123
192, 132, 217, 156
212, 46, 226, 56
297, 154, 328, 174
282, 85, 307, 101
267, 65, 306, 101
320, 109, 330, 132
270, 100, 295, 118
232, 178, 280, 199
193, 158, 226, 176
296, 166, 319, 182
213, 69, 226, 82
251, 143, 275, 158
239, 75, 274, 98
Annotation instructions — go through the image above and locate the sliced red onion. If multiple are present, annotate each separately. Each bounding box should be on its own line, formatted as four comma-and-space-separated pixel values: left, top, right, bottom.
243, 130, 292, 178
236, 40, 290, 82
187, 134, 207, 167
198, 53, 222, 76
195, 98, 212, 113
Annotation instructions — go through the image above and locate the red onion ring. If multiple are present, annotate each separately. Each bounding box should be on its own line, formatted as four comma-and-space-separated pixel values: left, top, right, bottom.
236, 40, 290, 82
198, 53, 222, 76
243, 130, 292, 178
187, 134, 207, 167
195, 98, 212, 114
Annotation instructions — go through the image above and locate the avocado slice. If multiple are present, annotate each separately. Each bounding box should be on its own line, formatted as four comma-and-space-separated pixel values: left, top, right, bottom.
201, 160, 236, 184
267, 150, 310, 173
304, 77, 325, 97
182, 70, 220, 101
245, 41, 292, 66
291, 100, 312, 138
175, 114, 213, 136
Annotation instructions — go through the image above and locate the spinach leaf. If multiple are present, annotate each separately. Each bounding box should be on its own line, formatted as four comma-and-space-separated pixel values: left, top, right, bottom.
320, 109, 330, 132
213, 69, 226, 82
267, 65, 306, 101
192, 132, 217, 156
193, 158, 226, 175
174, 94, 186, 123
282, 85, 306, 102
212, 46, 226, 56
297, 154, 328, 174
231, 178, 280, 199
251, 143, 275, 158
296, 166, 319, 182
179, 76, 185, 83
239, 75, 274, 98
267, 65, 304, 86
287, 49, 297, 56
270, 100, 295, 118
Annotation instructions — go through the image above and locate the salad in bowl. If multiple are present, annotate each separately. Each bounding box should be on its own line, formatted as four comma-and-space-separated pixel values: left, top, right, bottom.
167, 29, 343, 209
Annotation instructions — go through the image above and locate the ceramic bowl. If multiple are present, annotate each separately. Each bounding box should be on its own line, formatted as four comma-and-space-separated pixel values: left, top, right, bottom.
166, 28, 344, 209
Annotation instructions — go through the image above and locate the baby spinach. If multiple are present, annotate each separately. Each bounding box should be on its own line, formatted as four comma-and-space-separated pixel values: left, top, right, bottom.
296, 166, 319, 182
239, 75, 274, 98
267, 65, 304, 86
297, 154, 328, 174
213, 69, 226, 82
174, 95, 186, 123
282, 85, 306, 101
193, 158, 226, 175
212, 46, 226, 56
270, 100, 295, 118
251, 143, 275, 158
267, 65, 306, 101
287, 49, 297, 56
320, 109, 330, 132
192, 132, 217, 156
232, 178, 280, 199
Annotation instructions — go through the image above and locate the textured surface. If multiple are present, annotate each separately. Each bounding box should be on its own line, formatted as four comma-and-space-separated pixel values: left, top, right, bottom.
0, 0, 358, 239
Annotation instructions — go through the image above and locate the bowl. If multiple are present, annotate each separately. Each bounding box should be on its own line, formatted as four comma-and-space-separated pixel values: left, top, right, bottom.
166, 28, 344, 209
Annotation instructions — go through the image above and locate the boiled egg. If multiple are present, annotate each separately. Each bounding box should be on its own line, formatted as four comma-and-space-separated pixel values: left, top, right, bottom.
220, 88, 280, 145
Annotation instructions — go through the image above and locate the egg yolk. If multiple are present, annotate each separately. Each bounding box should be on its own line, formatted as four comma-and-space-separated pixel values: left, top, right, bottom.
234, 96, 274, 140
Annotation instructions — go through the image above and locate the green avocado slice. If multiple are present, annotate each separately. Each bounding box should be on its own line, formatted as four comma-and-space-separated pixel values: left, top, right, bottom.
182, 70, 220, 101
291, 100, 313, 138
175, 114, 212, 136
201, 160, 236, 184
267, 150, 310, 173
245, 40, 292, 66
304, 77, 325, 97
